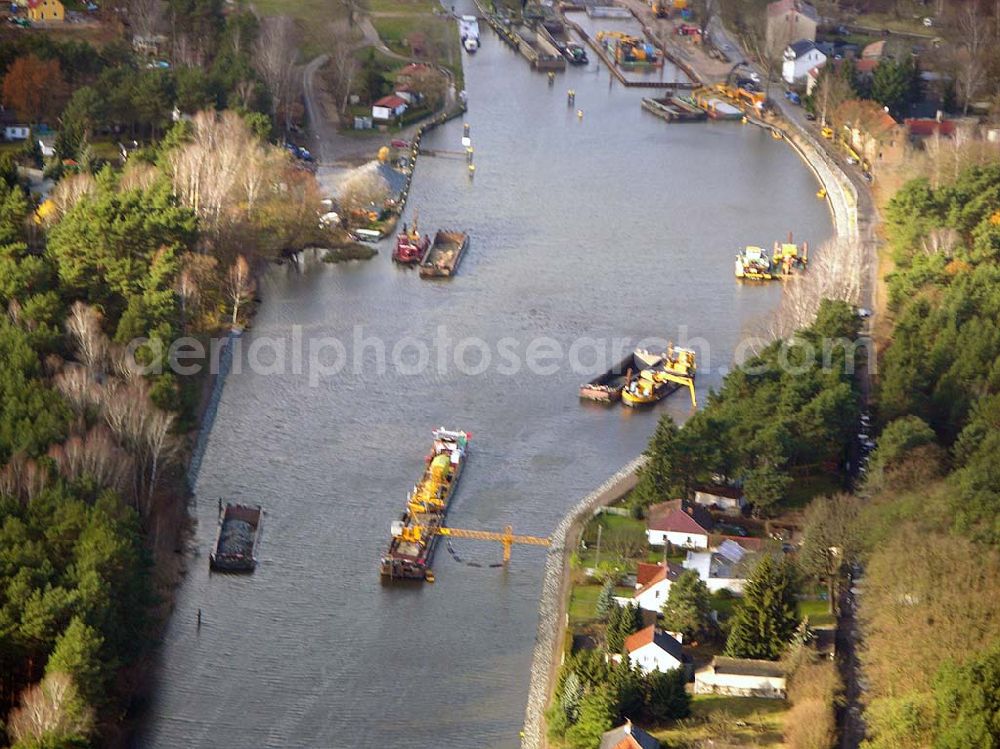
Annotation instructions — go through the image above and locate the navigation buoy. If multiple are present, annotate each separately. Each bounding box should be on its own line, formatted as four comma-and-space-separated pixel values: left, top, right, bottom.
567, 89, 575, 105
463, 122, 470, 138
577, 109, 584, 119
466, 147, 474, 164
468, 163, 476, 178
548, 71, 555, 85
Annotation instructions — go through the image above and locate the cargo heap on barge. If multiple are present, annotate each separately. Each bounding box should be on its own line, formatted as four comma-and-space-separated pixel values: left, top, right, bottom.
210, 503, 263, 572
419, 230, 469, 278
380, 428, 470, 581
580, 348, 665, 403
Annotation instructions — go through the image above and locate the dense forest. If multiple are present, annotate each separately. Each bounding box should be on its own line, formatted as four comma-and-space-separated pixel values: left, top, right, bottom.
0, 54, 330, 749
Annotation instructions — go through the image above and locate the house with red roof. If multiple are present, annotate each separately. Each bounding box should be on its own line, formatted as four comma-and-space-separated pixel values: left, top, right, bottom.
624, 625, 686, 675
616, 561, 686, 613
905, 117, 958, 141
834, 99, 907, 167
646, 499, 714, 549
600, 720, 661, 749
371, 95, 408, 122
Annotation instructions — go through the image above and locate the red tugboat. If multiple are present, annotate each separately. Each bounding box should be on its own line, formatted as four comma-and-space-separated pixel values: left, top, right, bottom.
393, 215, 430, 264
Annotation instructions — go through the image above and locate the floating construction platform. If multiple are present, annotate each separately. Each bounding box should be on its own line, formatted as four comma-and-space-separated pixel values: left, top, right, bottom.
641, 95, 707, 122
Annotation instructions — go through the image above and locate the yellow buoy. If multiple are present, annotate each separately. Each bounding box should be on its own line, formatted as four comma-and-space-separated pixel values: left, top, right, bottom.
577, 109, 584, 119
817, 188, 827, 199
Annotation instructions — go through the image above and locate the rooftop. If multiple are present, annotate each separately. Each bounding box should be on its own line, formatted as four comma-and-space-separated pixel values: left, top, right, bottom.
647, 499, 714, 535
624, 625, 685, 662
600, 721, 661, 749
634, 561, 685, 596
701, 656, 785, 679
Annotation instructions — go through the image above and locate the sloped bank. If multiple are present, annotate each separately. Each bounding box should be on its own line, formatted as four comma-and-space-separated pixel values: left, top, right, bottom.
521, 455, 648, 749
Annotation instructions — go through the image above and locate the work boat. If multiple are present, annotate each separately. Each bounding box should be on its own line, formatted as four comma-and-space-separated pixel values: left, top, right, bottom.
393, 216, 430, 264
620, 345, 698, 408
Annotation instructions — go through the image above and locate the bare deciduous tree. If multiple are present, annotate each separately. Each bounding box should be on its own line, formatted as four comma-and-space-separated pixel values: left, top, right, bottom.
327, 21, 363, 112
129, 0, 164, 40
766, 238, 870, 340
48, 426, 134, 496
946, 0, 995, 114
226, 255, 255, 326
47, 173, 96, 226
7, 673, 94, 745
255, 16, 301, 133
65, 302, 108, 376
336, 162, 390, 224
0, 454, 50, 505
54, 363, 102, 418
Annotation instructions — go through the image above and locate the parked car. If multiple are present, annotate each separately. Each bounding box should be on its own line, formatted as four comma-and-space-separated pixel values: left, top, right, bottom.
785, 90, 801, 105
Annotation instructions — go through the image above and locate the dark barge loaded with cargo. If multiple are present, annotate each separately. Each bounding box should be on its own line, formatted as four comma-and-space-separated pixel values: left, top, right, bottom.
419, 230, 469, 278
210, 502, 263, 572
380, 428, 470, 581
579, 348, 665, 403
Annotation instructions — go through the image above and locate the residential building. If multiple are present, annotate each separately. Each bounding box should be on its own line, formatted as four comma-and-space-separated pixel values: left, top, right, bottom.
834, 99, 907, 167
694, 657, 787, 698
646, 499, 713, 549
371, 95, 408, 121
905, 117, 958, 142
3, 124, 30, 141
600, 720, 661, 749
624, 625, 685, 675
693, 485, 745, 514
616, 561, 685, 613
27, 0, 64, 22
783, 40, 827, 85
683, 540, 749, 593
766, 0, 818, 60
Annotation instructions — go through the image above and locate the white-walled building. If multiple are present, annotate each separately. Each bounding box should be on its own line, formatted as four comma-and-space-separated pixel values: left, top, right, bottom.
646, 499, 714, 549
683, 540, 749, 594
783, 40, 827, 85
371, 95, 408, 121
615, 561, 686, 613
624, 626, 685, 675
693, 485, 746, 514
694, 657, 787, 698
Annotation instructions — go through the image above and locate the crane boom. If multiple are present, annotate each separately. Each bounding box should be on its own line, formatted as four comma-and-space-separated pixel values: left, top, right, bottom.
438, 524, 550, 563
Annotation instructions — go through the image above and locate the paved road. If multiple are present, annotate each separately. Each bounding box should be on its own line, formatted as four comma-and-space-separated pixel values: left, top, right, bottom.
705, 17, 878, 749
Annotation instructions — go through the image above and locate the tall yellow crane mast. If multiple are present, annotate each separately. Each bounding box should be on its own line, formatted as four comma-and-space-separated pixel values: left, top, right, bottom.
393, 524, 551, 563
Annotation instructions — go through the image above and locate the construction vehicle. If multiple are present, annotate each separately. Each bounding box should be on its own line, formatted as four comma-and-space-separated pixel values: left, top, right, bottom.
735, 246, 775, 281
595, 31, 660, 64
620, 345, 697, 408
651, 0, 684, 17
772, 232, 809, 275
391, 523, 550, 567
821, 126, 833, 139
714, 83, 766, 111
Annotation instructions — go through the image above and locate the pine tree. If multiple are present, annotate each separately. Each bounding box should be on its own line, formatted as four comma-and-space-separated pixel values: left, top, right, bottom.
645, 668, 691, 723
46, 617, 106, 707
560, 670, 584, 724
609, 657, 644, 723
606, 603, 626, 653
564, 686, 615, 749
725, 555, 800, 660
661, 569, 713, 642
596, 578, 615, 619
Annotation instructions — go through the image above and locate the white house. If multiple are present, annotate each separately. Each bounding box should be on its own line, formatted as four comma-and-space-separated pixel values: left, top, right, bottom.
3, 124, 30, 141
693, 485, 745, 514
625, 625, 686, 675
371, 94, 408, 121
615, 561, 685, 613
646, 499, 713, 549
694, 657, 787, 698
782, 40, 827, 85
683, 540, 749, 594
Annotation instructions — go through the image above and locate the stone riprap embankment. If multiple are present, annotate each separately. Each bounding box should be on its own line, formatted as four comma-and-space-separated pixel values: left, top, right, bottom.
521, 455, 648, 749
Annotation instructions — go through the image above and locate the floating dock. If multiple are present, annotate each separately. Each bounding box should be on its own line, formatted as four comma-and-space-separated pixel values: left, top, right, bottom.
380, 428, 469, 581
641, 95, 707, 122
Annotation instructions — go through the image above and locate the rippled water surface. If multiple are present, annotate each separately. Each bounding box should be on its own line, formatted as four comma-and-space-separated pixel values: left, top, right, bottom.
140, 19, 832, 749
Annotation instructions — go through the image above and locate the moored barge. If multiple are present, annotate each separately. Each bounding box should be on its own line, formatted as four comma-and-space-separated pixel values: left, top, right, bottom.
419, 230, 469, 278
210, 502, 263, 572
580, 348, 665, 402
380, 428, 470, 581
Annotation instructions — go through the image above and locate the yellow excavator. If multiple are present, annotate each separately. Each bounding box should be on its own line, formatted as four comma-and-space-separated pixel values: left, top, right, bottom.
621, 345, 697, 408
595, 30, 660, 63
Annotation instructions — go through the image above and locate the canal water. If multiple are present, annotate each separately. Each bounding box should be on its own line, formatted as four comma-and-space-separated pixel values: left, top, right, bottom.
139, 18, 832, 749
